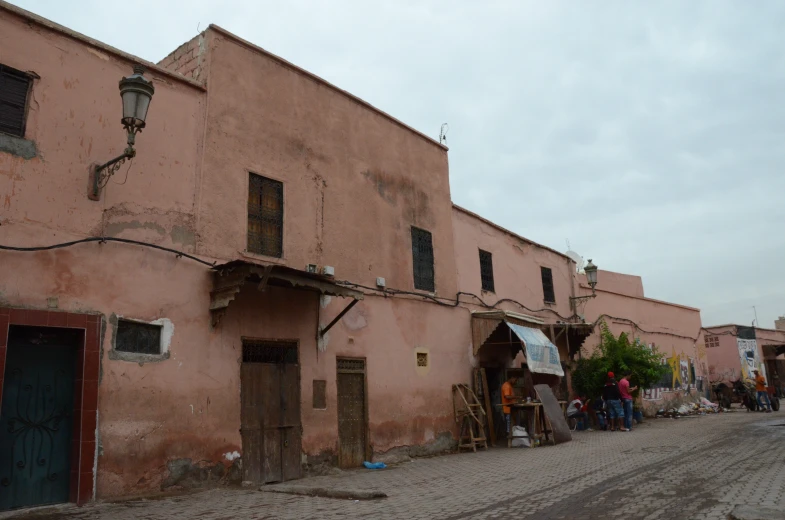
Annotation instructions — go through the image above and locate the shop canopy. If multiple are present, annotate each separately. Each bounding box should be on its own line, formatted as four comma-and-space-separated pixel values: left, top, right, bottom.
506, 323, 564, 377
470, 311, 565, 377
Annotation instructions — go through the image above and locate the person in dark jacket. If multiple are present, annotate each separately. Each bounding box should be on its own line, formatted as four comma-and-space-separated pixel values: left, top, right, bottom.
602, 372, 624, 431
592, 397, 607, 431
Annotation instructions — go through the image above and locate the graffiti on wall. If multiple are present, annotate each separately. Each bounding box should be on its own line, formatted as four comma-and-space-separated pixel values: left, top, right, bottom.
737, 338, 766, 382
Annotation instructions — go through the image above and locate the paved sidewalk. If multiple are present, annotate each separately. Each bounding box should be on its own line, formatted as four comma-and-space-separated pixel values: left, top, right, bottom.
4, 412, 785, 520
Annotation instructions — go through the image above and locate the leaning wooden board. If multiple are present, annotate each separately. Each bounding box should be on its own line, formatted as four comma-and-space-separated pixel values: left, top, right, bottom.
534, 384, 572, 444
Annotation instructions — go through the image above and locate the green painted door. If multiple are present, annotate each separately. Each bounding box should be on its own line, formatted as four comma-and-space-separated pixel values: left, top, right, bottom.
0, 328, 77, 511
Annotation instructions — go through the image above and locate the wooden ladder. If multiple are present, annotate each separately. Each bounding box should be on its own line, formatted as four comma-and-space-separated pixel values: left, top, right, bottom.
452, 383, 488, 452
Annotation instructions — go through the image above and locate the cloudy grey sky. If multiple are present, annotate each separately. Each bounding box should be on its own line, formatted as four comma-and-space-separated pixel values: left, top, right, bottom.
15, 0, 785, 328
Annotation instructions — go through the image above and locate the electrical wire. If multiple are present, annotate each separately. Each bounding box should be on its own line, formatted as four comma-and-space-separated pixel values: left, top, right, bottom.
0, 237, 215, 267
3, 238, 772, 346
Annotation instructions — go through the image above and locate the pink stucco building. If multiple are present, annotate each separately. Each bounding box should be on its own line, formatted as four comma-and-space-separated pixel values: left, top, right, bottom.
0, 2, 708, 511
702, 323, 785, 392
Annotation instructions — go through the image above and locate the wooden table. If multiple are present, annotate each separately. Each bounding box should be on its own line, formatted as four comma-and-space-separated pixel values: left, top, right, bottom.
499, 401, 568, 448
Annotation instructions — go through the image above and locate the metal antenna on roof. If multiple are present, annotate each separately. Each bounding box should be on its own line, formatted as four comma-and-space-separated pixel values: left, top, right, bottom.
439, 123, 449, 144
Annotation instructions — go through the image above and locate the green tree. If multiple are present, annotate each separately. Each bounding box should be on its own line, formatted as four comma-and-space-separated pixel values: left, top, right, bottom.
571, 321, 668, 399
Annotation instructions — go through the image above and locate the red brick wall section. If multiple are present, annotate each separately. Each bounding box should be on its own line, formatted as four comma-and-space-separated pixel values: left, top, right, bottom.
157, 33, 206, 81
0, 308, 101, 507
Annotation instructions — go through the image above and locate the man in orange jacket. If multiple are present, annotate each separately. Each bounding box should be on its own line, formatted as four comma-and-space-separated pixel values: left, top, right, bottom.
501, 376, 518, 435
753, 370, 772, 413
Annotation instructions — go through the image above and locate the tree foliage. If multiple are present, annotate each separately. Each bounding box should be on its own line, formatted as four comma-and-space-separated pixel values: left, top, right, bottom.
571, 321, 668, 399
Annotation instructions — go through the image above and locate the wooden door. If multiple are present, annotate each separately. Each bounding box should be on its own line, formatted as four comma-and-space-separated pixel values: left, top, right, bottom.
337, 358, 367, 468
0, 328, 77, 511
240, 340, 300, 484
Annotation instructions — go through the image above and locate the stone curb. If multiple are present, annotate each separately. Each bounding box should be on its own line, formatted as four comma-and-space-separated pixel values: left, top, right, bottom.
260, 485, 387, 500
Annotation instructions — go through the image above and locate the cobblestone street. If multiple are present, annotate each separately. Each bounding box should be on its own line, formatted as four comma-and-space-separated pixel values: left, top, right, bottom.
5, 412, 784, 520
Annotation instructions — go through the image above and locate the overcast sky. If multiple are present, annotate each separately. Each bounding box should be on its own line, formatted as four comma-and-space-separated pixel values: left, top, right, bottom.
15, 1, 785, 329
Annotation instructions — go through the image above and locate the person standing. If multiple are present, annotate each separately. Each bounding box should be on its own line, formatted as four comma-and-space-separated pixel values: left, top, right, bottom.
753, 370, 773, 413
602, 372, 624, 431
501, 376, 519, 435
619, 372, 638, 431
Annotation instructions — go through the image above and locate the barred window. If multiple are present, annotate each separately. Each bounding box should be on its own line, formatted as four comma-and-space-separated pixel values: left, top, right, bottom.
242, 340, 298, 364
411, 227, 435, 291
479, 249, 494, 292
0, 64, 32, 138
541, 266, 555, 303
116, 319, 162, 355
337, 357, 365, 372
705, 335, 720, 349
248, 173, 283, 258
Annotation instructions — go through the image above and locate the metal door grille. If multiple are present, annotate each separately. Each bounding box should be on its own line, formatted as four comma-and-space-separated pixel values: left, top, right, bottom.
479, 249, 495, 292
248, 173, 284, 258
242, 340, 298, 364
411, 227, 435, 291
337, 358, 365, 372
0, 64, 31, 137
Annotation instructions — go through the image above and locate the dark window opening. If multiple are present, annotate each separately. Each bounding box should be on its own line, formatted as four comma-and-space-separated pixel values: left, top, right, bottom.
116, 319, 162, 355
0, 64, 32, 138
248, 173, 283, 258
541, 266, 555, 303
242, 339, 298, 364
479, 249, 495, 292
417, 352, 429, 367
705, 335, 720, 349
313, 379, 327, 409
411, 227, 435, 291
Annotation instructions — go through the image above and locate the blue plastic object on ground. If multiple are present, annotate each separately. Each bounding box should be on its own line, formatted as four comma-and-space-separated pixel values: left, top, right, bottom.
363, 461, 387, 470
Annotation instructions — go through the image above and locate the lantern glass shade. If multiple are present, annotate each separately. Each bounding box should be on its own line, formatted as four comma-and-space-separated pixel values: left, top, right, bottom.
585, 259, 598, 287
119, 65, 155, 131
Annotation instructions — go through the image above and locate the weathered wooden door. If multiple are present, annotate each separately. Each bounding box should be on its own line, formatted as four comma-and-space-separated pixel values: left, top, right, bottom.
240, 340, 301, 484
0, 327, 77, 511
336, 358, 367, 468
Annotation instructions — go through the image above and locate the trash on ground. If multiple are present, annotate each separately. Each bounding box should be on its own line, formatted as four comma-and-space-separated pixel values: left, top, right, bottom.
363, 461, 387, 470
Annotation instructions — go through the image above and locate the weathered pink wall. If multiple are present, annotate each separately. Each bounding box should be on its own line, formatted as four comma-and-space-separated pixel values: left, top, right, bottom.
193, 28, 457, 296
452, 205, 575, 322
0, 6, 214, 499
591, 270, 644, 298
702, 326, 740, 381
704, 325, 785, 383
582, 287, 702, 361
2, 9, 469, 501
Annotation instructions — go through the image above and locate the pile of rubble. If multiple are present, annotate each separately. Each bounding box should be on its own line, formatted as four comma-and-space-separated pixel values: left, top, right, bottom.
655, 398, 729, 418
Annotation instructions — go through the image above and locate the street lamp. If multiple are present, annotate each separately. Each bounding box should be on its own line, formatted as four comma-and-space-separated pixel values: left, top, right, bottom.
570, 258, 599, 304
584, 259, 598, 294
89, 65, 155, 200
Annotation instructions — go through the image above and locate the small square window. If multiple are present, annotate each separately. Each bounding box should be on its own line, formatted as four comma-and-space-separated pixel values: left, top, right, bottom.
0, 64, 32, 138
417, 352, 429, 367
116, 319, 162, 355
313, 380, 327, 409
705, 335, 720, 349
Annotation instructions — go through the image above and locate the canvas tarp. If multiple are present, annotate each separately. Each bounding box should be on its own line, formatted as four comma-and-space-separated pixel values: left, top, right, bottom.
507, 323, 564, 377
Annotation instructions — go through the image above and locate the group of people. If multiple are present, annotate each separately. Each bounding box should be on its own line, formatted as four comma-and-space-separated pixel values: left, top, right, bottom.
567, 371, 638, 432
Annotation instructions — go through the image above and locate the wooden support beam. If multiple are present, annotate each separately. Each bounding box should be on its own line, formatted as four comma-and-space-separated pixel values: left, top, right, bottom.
319, 299, 360, 337
257, 265, 273, 291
